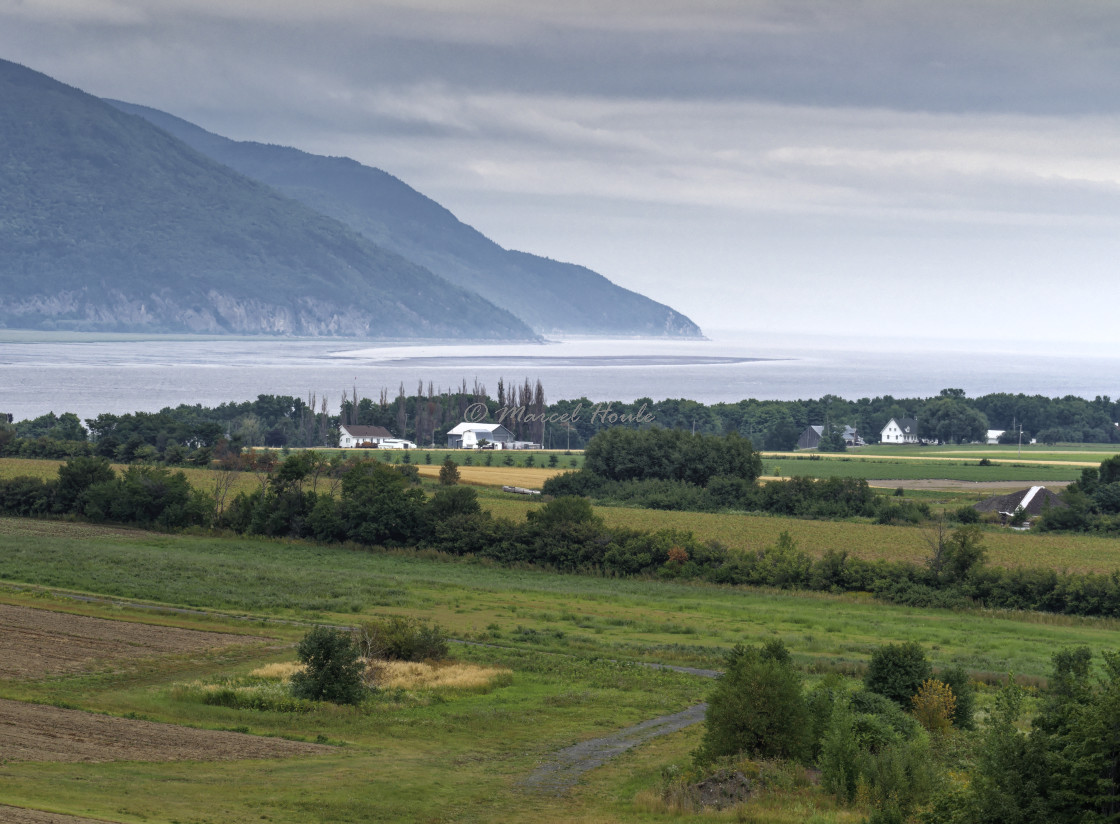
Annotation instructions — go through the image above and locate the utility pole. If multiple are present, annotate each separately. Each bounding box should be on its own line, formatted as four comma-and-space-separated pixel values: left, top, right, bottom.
1018, 423, 1023, 458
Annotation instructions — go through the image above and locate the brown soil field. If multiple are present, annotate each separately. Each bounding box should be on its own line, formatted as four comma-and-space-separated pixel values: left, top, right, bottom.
0, 806, 117, 823
0, 604, 265, 679
0, 698, 331, 762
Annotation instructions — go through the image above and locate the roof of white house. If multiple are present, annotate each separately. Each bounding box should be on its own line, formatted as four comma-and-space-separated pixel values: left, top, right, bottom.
339, 425, 393, 438
447, 422, 509, 435
882, 418, 918, 434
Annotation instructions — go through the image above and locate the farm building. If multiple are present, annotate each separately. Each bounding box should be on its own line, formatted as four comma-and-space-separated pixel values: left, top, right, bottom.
446, 422, 514, 449
986, 429, 1006, 444
974, 486, 1067, 525
880, 418, 919, 444
338, 424, 395, 448
797, 425, 864, 449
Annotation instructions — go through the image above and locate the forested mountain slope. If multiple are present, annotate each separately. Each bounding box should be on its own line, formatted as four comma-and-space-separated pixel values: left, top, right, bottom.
0, 58, 534, 339
110, 100, 702, 338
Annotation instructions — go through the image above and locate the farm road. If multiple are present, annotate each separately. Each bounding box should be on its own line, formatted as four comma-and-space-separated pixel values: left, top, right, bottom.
522, 703, 709, 793
522, 663, 720, 793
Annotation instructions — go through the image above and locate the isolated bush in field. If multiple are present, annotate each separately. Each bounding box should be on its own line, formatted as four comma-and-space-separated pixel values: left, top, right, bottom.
695, 640, 810, 765
911, 679, 956, 733
438, 456, 460, 485
864, 642, 932, 708
355, 616, 449, 663
290, 626, 365, 705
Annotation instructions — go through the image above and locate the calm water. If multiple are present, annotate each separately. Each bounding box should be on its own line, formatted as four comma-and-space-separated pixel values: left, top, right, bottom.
1, 331, 1117, 423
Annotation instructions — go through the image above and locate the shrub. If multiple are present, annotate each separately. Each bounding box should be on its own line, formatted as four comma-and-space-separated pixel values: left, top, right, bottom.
954, 505, 980, 524
911, 679, 956, 733
438, 456, 460, 485
695, 641, 811, 765
355, 616, 449, 663
864, 642, 932, 708
290, 627, 365, 705
938, 665, 977, 730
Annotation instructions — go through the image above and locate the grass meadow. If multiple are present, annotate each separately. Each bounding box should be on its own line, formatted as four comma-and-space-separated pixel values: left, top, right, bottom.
2, 518, 1120, 822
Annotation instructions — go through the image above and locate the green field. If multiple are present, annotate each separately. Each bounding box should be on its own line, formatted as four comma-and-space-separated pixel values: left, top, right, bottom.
762, 455, 1082, 482
477, 495, 1120, 575
2, 517, 1119, 823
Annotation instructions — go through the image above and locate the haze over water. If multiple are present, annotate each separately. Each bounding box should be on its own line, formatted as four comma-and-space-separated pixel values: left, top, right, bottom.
2, 331, 1117, 424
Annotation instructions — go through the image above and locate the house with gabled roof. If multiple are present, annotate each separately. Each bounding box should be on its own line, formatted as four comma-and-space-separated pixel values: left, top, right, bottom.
338, 424, 394, 448
880, 418, 919, 444
797, 425, 864, 450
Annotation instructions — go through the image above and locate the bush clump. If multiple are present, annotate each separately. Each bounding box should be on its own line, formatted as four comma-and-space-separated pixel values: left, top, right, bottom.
355, 616, 449, 663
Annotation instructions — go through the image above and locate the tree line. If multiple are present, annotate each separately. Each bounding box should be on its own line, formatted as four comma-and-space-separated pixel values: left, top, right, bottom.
2, 384, 1118, 462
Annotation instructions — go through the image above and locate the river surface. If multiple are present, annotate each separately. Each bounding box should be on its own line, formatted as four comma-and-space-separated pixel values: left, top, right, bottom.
1, 330, 1117, 422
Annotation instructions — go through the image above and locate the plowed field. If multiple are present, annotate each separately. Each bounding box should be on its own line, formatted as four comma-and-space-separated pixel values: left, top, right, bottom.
0, 805, 117, 823
0, 698, 331, 762
0, 604, 264, 678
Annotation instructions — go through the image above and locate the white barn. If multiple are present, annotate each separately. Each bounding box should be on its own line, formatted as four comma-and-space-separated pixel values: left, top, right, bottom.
446, 422, 514, 449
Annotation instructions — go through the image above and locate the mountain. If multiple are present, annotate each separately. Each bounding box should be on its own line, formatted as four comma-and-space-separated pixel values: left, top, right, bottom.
107, 101, 703, 338
0, 58, 535, 339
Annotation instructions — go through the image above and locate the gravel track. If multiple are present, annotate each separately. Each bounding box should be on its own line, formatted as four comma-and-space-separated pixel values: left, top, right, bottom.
522, 703, 710, 793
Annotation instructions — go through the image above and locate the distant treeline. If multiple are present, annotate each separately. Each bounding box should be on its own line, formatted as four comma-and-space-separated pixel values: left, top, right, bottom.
2, 384, 1118, 462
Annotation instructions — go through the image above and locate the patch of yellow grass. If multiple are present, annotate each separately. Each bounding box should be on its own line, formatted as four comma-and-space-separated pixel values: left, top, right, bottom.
250, 661, 304, 680
369, 660, 513, 691
413, 464, 564, 489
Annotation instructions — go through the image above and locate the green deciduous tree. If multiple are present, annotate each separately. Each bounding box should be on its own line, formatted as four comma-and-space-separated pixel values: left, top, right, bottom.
695, 640, 811, 765
864, 642, 933, 708
291, 626, 365, 705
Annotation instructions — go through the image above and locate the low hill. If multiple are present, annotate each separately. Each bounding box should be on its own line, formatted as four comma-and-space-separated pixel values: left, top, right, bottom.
109, 101, 703, 338
0, 58, 534, 339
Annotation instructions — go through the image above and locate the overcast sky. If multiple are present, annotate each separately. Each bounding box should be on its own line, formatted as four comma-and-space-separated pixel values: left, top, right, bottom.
4, 1, 1120, 346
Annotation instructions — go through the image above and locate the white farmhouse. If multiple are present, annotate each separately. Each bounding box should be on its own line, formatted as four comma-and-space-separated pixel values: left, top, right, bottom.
880, 418, 919, 444
338, 424, 394, 448
446, 422, 514, 449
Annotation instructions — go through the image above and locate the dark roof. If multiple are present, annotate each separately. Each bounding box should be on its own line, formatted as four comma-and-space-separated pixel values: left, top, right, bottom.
974, 486, 1067, 517
897, 418, 918, 434
340, 425, 393, 438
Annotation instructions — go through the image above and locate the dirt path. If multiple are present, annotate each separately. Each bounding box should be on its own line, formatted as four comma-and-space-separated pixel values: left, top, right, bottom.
522, 703, 710, 792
